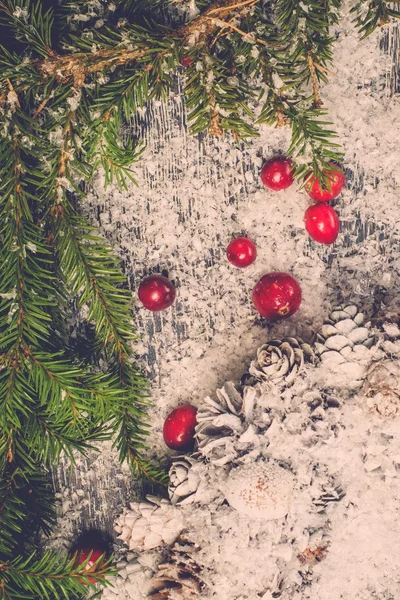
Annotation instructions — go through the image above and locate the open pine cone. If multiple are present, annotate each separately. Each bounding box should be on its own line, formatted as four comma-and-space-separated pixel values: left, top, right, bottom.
147, 539, 204, 599
245, 337, 314, 387
363, 359, 400, 417
195, 383, 261, 465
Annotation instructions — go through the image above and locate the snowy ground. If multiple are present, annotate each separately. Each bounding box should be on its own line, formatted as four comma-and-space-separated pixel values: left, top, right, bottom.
50, 4, 400, 600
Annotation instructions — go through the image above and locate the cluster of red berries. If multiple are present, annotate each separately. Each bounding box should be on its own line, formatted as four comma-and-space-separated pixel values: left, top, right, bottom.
261, 156, 345, 245
139, 270, 301, 322
138, 158, 345, 346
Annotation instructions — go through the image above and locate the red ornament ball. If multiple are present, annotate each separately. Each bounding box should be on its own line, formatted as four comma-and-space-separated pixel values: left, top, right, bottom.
74, 547, 105, 585
304, 203, 340, 245
138, 275, 176, 312
163, 404, 198, 451
305, 165, 345, 202
226, 236, 257, 268
252, 272, 302, 320
261, 157, 294, 191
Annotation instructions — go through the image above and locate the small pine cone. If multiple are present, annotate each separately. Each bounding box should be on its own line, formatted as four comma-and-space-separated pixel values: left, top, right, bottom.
195, 383, 260, 466
363, 360, 400, 417
147, 539, 205, 599
245, 337, 314, 386
114, 495, 184, 551
220, 460, 296, 520
168, 455, 202, 506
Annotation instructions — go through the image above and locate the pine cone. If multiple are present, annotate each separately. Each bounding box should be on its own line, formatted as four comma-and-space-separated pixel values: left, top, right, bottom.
220, 460, 296, 520
168, 455, 202, 506
195, 383, 261, 466
147, 539, 204, 599
314, 305, 375, 384
363, 360, 400, 417
371, 310, 400, 340
114, 495, 184, 551
246, 337, 314, 386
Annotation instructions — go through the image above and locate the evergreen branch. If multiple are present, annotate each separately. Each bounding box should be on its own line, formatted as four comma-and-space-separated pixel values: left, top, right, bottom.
0, 551, 114, 600
352, 0, 400, 37
53, 207, 133, 359
0, 438, 56, 557
19, 0, 259, 85
0, 0, 55, 58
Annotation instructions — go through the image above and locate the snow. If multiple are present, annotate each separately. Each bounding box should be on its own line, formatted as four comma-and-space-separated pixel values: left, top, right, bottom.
48, 3, 400, 600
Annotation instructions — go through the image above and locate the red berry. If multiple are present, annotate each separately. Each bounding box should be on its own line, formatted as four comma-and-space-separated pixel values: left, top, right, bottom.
261, 157, 294, 191
181, 57, 193, 68
252, 272, 302, 320
304, 203, 340, 245
226, 237, 257, 268
163, 404, 198, 451
305, 165, 345, 202
138, 275, 176, 312
74, 548, 105, 585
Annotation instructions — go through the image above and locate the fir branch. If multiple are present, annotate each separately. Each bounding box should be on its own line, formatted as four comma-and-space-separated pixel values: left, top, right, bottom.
0, 438, 56, 557
0, 0, 55, 59
0, 550, 114, 600
352, 0, 400, 38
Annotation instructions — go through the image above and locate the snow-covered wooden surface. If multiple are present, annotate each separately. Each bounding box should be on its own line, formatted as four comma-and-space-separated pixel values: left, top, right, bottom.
51, 15, 400, 562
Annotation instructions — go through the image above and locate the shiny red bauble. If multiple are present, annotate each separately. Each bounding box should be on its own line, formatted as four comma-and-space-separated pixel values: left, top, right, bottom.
304, 203, 340, 245
226, 237, 257, 268
74, 547, 105, 585
252, 272, 302, 320
261, 157, 294, 191
163, 404, 198, 451
305, 165, 345, 202
138, 275, 176, 312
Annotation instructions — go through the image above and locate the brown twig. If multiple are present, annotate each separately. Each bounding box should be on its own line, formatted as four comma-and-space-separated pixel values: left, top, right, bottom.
209, 110, 223, 136
307, 51, 323, 107
0, 2, 11, 15
314, 62, 338, 78
298, 542, 330, 566
276, 106, 288, 127
6, 79, 20, 108
206, 16, 270, 46
33, 0, 259, 83
33, 97, 50, 119
207, 0, 258, 15
6, 434, 13, 463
